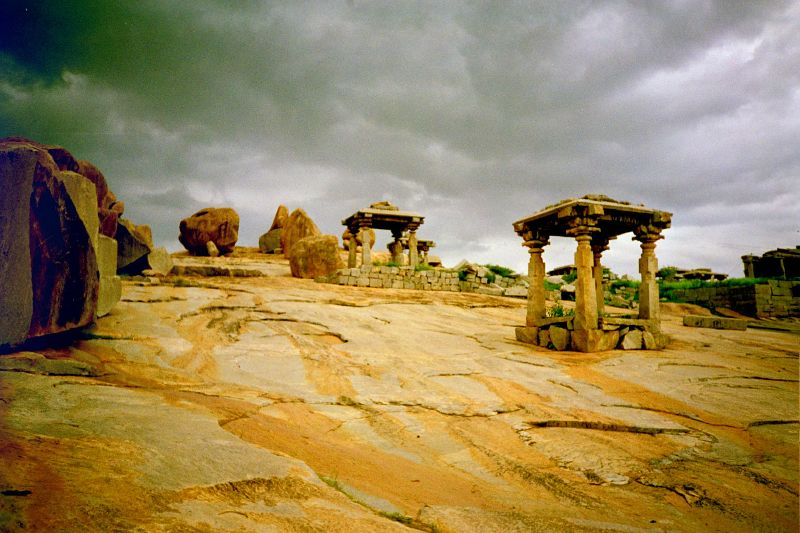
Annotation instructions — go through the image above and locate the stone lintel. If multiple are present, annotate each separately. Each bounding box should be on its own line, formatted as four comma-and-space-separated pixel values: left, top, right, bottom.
532, 317, 573, 328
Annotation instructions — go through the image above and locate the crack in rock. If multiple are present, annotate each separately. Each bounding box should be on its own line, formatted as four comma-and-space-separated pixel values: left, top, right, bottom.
695, 375, 798, 383
525, 420, 690, 435
747, 419, 799, 428
635, 478, 724, 509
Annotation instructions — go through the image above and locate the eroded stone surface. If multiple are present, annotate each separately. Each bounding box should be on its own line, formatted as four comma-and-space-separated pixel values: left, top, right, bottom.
0, 261, 797, 531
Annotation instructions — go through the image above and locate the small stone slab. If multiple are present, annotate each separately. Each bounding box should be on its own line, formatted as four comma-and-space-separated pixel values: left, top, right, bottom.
550, 326, 570, 351
683, 315, 748, 331
515, 326, 539, 345
620, 330, 643, 350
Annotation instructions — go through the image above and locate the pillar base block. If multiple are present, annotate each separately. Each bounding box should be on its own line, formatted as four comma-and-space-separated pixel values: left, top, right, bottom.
515, 326, 540, 345
571, 329, 620, 352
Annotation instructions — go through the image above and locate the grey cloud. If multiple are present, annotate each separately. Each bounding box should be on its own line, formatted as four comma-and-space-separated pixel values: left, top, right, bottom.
1, 0, 797, 276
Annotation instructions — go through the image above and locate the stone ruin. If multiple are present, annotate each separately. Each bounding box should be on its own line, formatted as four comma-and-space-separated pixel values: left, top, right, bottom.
513, 195, 672, 352
742, 246, 799, 279
341, 201, 426, 268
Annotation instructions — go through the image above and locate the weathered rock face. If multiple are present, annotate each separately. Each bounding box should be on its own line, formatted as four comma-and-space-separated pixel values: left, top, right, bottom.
288, 235, 343, 279
258, 228, 282, 254
77, 159, 123, 238
269, 204, 289, 231
0, 142, 99, 346
179, 207, 239, 256
259, 205, 290, 254
281, 208, 320, 257
116, 218, 153, 271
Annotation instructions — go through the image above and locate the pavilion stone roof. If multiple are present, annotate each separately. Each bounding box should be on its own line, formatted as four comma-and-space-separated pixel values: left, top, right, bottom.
513, 195, 671, 240
342, 202, 424, 232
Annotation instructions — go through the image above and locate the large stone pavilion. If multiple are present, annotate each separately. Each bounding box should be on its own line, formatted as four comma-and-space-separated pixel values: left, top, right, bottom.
342, 201, 425, 268
512, 195, 672, 352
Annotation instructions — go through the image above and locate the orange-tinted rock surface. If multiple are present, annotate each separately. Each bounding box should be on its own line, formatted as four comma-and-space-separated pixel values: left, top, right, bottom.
288, 235, 343, 278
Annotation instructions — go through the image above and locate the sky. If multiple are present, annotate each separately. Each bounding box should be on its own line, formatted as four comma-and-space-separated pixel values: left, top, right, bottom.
1, 0, 798, 277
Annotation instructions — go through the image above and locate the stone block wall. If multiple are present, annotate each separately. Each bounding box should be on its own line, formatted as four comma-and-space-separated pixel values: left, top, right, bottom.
326, 266, 527, 296
671, 280, 799, 318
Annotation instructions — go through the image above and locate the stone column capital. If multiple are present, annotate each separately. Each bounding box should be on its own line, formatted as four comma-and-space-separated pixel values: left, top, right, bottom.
633, 224, 664, 245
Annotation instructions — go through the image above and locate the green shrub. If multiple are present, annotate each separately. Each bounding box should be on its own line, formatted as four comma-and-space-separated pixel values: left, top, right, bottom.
562, 271, 577, 283
546, 303, 574, 318
486, 271, 496, 284
611, 279, 640, 290
458, 269, 469, 281
485, 264, 516, 278
543, 280, 561, 291
415, 263, 434, 272
657, 266, 678, 280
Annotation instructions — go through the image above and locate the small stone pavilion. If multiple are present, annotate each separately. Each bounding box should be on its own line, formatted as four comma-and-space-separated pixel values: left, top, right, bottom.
399, 236, 436, 265
342, 201, 425, 268
512, 195, 672, 352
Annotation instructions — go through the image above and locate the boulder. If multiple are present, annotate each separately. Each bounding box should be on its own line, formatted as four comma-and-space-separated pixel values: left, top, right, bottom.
116, 218, 153, 271
0, 142, 99, 346
281, 208, 320, 257
258, 228, 282, 254
119, 246, 174, 276
179, 207, 239, 256
288, 235, 343, 279
370, 200, 399, 211
342, 227, 376, 250
269, 204, 289, 231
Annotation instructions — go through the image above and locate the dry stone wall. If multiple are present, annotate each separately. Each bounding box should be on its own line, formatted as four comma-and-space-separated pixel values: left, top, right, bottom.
327, 266, 527, 296
672, 280, 799, 318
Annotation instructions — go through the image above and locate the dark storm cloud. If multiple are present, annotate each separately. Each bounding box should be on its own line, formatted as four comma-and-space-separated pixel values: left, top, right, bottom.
1, 0, 797, 275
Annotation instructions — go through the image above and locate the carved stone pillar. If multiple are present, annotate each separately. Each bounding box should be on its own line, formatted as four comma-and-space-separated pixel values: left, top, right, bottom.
408, 230, 418, 268
347, 231, 357, 268
360, 225, 372, 267
524, 236, 549, 327
390, 229, 403, 264
591, 239, 609, 316
568, 223, 600, 332
634, 228, 663, 321
742, 255, 755, 278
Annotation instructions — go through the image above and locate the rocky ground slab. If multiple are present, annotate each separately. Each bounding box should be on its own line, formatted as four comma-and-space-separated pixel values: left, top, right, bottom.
1, 256, 797, 532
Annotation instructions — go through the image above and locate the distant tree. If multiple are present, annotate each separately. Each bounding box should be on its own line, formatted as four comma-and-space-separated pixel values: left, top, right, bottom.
657, 266, 678, 281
